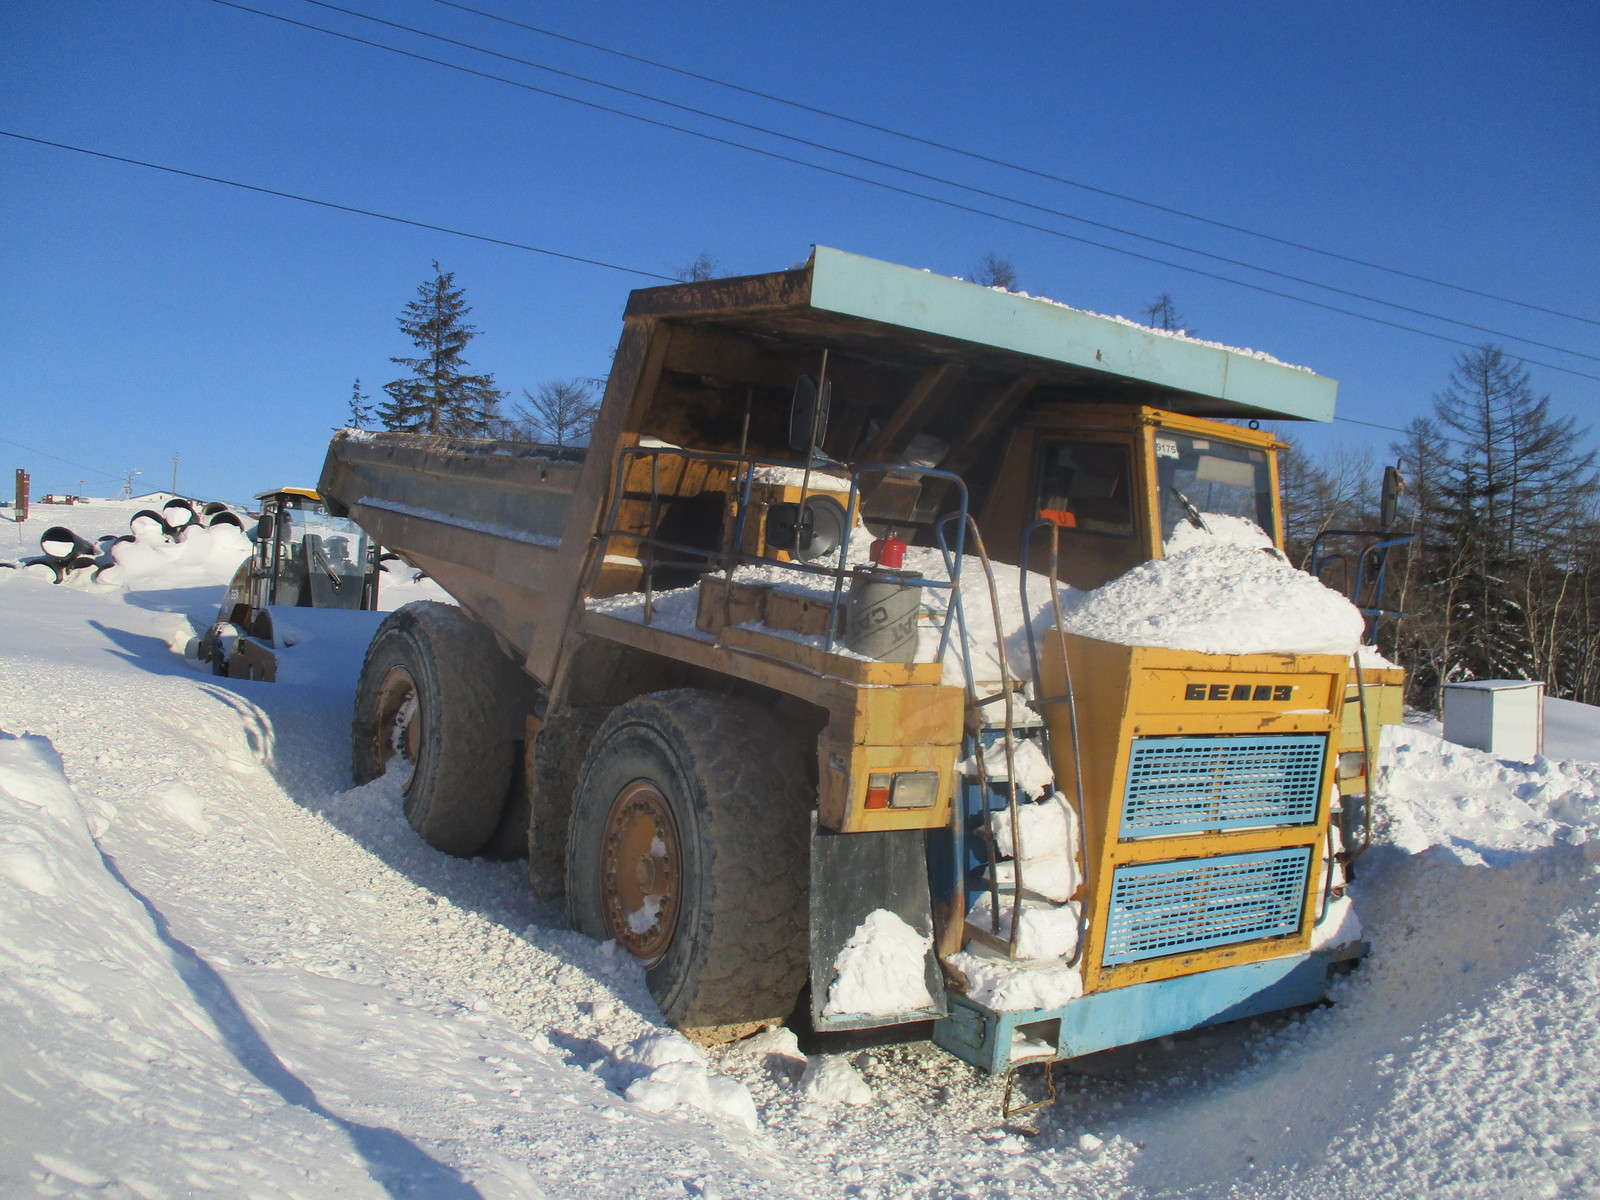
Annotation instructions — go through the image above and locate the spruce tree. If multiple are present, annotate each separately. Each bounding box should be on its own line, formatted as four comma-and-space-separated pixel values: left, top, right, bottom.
379, 262, 505, 436
344, 378, 375, 430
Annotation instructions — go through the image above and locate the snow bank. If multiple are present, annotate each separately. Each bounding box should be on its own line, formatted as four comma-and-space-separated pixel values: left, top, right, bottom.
1379, 721, 1600, 863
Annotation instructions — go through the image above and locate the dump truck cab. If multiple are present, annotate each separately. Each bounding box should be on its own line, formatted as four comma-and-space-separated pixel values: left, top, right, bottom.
320, 249, 1393, 1077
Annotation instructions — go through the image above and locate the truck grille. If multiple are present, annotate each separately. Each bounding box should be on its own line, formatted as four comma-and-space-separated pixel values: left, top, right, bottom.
1101, 847, 1312, 965
1119, 735, 1327, 837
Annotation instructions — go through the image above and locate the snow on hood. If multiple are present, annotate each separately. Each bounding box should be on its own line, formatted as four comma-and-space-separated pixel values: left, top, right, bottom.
1058, 540, 1366, 658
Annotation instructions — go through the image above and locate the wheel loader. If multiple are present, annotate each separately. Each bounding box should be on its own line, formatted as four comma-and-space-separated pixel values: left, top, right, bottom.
318, 248, 1401, 1074
199, 487, 380, 681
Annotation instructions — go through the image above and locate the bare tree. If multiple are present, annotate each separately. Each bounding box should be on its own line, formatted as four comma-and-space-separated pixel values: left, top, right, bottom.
515, 379, 600, 446
1277, 439, 1373, 570
971, 251, 1019, 290
1144, 293, 1192, 334
674, 252, 719, 282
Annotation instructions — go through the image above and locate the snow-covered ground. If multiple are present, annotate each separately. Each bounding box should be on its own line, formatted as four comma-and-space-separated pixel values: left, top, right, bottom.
3, 501, 1598, 1199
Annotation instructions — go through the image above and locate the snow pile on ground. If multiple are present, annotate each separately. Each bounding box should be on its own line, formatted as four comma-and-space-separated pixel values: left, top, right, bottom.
1379, 719, 1600, 862
612, 1032, 760, 1132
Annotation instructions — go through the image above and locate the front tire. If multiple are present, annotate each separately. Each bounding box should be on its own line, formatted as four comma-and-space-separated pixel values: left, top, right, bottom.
352, 602, 530, 856
566, 690, 810, 1040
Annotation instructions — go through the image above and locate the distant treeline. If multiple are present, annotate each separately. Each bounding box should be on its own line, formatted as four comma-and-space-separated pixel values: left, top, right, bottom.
1280, 345, 1600, 710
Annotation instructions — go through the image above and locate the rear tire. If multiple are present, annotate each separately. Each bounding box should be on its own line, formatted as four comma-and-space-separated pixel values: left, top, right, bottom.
566, 690, 810, 1040
352, 602, 531, 857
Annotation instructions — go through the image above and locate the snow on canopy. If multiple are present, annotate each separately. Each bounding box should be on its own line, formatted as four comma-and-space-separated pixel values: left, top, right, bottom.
3, 499, 1599, 1198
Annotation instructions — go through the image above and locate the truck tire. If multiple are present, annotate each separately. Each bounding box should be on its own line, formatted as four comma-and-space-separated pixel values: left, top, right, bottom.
524, 704, 610, 898
566, 690, 810, 1041
352, 602, 527, 857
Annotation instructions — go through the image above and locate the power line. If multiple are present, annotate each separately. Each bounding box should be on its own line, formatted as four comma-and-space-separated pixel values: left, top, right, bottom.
426, 0, 1600, 331
0, 435, 126, 480
0, 130, 674, 283
202, 0, 1600, 383
3, 134, 1581, 458
282, 0, 1599, 366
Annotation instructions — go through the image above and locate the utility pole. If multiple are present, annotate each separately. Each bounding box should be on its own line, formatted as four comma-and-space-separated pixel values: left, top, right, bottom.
171, 452, 179, 496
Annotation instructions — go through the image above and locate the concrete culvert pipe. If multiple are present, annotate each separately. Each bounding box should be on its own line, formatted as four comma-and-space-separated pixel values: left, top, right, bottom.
162, 499, 200, 529
207, 510, 244, 530
201, 501, 231, 517
39, 526, 96, 561
130, 509, 175, 540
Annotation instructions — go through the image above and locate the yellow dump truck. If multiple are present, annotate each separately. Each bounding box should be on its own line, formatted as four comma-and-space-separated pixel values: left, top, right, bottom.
319, 248, 1397, 1074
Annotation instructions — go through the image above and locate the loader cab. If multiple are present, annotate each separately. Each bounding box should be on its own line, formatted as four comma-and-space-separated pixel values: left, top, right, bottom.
253, 487, 378, 610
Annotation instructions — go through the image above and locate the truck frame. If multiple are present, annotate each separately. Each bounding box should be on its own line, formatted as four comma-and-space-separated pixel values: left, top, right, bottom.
319, 248, 1396, 1075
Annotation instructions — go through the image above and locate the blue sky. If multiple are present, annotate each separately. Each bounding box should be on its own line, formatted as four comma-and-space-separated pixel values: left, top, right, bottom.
4, 0, 1597, 504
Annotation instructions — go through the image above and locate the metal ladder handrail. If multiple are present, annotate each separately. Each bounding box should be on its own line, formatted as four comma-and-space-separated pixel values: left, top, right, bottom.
586, 445, 972, 653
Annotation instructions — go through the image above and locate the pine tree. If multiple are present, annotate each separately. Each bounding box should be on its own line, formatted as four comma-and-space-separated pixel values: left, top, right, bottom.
343, 378, 375, 430
1394, 346, 1598, 705
379, 262, 505, 436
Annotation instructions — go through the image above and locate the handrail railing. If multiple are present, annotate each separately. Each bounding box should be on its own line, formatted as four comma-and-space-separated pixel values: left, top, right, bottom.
588, 444, 971, 660
1310, 528, 1415, 632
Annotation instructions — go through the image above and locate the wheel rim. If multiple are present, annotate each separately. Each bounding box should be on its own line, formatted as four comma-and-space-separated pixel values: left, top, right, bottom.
599, 779, 682, 965
374, 665, 420, 792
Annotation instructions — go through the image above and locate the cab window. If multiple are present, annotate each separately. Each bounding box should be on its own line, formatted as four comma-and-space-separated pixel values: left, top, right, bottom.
1033, 440, 1144, 589
1154, 432, 1274, 547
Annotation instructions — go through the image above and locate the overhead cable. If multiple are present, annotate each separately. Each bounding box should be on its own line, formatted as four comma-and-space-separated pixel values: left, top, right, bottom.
201, 0, 1600, 382
0, 130, 675, 282
285, 0, 1599, 364
425, 0, 1600, 330
4, 127, 1590, 455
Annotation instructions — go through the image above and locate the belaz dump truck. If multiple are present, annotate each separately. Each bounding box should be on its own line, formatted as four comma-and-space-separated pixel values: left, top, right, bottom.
319, 248, 1396, 1074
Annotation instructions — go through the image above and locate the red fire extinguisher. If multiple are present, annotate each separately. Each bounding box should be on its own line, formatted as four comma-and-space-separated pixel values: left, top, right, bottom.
870, 530, 907, 569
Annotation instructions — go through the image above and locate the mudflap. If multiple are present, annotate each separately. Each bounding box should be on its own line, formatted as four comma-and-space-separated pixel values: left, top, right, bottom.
809, 814, 947, 1031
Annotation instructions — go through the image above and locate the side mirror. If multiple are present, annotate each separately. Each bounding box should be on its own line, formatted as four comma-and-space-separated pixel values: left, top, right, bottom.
789, 375, 832, 453
255, 512, 276, 542
1381, 465, 1403, 530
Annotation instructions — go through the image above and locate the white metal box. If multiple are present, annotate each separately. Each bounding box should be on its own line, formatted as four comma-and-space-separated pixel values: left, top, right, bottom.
1442, 679, 1545, 760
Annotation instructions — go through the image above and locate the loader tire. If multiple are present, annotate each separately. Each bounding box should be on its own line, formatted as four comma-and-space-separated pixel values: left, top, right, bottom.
566, 690, 810, 1041
352, 601, 529, 857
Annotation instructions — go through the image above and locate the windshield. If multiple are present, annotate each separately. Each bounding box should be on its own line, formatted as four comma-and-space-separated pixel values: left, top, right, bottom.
1153, 430, 1275, 549
274, 499, 372, 608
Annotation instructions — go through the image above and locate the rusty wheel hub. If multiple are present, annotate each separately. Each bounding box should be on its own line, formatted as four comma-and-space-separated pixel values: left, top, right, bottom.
375, 666, 420, 791
600, 780, 682, 964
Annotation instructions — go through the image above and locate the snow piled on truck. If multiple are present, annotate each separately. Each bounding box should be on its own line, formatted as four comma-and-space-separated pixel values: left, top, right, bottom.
591, 512, 1367, 689
4, 502, 1600, 1199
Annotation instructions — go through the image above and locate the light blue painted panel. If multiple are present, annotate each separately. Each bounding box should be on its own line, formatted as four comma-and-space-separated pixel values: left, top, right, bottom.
807, 247, 1337, 422
932, 951, 1342, 1073
1059, 952, 1331, 1057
